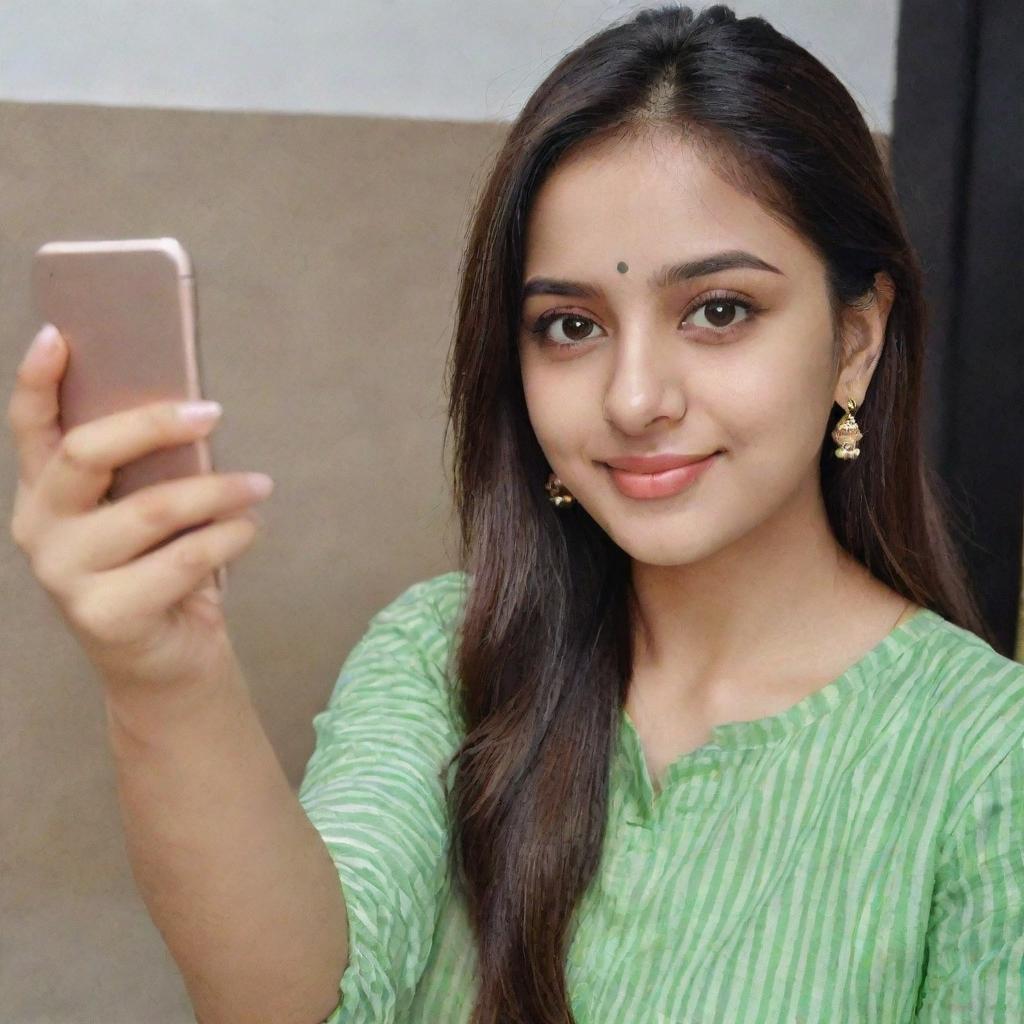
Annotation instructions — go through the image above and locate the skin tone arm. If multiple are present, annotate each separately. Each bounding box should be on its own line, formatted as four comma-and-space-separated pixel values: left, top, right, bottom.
104, 652, 349, 1024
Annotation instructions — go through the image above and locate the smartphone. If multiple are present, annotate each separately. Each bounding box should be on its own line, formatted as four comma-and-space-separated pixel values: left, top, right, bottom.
31, 238, 226, 595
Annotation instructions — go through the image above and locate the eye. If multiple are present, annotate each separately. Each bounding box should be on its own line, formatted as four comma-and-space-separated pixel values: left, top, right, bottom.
527, 312, 604, 347
685, 295, 754, 331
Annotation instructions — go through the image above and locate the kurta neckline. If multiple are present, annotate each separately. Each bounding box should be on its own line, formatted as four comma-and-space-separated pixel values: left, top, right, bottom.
617, 607, 944, 799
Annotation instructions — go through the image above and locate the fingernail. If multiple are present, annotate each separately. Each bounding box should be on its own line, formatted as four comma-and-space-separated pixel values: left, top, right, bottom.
177, 400, 223, 423
28, 324, 60, 358
245, 472, 274, 497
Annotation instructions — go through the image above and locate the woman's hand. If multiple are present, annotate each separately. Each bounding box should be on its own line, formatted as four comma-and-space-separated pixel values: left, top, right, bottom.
7, 323, 275, 699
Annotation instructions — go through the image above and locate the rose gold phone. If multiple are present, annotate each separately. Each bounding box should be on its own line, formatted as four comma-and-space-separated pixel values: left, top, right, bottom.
31, 237, 226, 595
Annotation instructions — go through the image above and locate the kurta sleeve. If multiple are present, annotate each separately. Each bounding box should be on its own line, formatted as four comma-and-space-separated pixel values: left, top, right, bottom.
296, 573, 466, 1024
913, 724, 1024, 1021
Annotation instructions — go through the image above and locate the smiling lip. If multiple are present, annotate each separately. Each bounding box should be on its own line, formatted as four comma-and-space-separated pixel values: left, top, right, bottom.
603, 452, 720, 499
603, 452, 719, 473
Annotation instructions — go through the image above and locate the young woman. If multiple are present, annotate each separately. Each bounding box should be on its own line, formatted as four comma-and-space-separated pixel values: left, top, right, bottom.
8, 4, 1020, 1024
298, 5, 1023, 1022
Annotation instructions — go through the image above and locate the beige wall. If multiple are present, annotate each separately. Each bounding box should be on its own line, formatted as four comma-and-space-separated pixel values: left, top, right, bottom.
1, 100, 506, 1022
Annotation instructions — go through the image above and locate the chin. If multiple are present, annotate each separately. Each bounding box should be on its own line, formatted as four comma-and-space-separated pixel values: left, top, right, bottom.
623, 541, 713, 567
591, 514, 716, 567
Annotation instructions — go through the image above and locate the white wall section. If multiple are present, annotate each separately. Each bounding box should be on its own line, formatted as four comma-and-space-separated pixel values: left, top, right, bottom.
0, 0, 898, 130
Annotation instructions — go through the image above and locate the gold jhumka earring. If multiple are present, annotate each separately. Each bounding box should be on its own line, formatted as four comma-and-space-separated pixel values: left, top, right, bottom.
545, 473, 576, 507
831, 397, 863, 460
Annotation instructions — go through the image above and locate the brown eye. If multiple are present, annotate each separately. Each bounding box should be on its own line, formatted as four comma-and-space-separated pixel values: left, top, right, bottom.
558, 315, 596, 343
688, 299, 751, 330
530, 313, 604, 347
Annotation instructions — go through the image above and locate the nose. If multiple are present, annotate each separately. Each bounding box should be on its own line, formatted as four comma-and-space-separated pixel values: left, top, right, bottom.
602, 334, 686, 435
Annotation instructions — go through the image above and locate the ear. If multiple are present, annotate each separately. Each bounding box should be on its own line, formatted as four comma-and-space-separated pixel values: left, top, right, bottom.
833, 271, 896, 410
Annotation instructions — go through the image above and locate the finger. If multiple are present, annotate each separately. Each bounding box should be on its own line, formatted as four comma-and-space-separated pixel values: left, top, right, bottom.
72, 514, 260, 644
56, 469, 273, 577
6, 324, 68, 486
40, 399, 222, 517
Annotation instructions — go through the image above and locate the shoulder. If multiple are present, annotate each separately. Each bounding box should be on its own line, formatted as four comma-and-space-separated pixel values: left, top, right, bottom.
907, 612, 1024, 732
377, 569, 469, 619
343, 570, 470, 702
367, 569, 469, 650
904, 611, 1024, 827
316, 570, 471, 738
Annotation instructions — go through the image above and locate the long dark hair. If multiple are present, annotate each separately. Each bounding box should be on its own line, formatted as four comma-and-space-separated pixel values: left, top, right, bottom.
440, 5, 993, 1022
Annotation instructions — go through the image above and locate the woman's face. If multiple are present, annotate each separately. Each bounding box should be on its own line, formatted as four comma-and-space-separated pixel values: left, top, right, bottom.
517, 133, 881, 567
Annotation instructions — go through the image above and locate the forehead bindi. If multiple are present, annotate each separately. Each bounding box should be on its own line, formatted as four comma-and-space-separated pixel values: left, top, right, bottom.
521, 250, 785, 305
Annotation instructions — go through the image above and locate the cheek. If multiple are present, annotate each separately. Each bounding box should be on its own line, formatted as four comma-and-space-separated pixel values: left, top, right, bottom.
718, 352, 831, 472
520, 361, 590, 456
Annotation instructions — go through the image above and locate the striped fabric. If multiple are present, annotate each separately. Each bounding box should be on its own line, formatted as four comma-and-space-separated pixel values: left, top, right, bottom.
297, 570, 1024, 1023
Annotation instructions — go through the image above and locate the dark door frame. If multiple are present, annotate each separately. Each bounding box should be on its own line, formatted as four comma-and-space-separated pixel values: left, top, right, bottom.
891, 0, 1023, 656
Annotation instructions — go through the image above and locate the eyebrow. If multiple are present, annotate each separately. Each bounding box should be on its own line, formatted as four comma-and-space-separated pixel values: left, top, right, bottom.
521, 249, 784, 303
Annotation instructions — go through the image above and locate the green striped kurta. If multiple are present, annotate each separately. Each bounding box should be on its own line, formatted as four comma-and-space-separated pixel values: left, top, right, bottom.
297, 570, 1024, 1023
